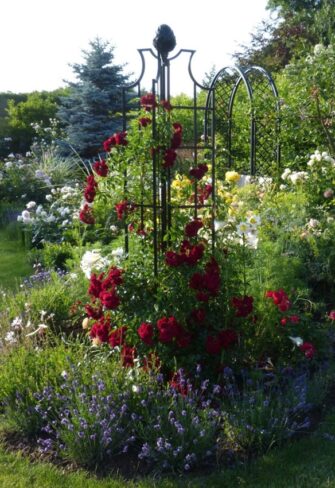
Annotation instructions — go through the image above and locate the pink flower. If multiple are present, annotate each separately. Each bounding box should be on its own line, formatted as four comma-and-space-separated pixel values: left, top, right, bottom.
329, 310, 335, 321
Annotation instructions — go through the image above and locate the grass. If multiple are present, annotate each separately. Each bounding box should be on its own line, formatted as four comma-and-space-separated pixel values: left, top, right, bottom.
0, 223, 32, 289
1, 412, 335, 487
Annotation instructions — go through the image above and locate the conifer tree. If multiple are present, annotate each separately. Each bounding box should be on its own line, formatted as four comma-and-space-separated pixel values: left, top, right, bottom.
58, 38, 129, 157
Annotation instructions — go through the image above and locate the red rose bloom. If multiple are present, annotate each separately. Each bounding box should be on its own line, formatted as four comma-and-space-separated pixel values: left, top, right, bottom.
88, 273, 102, 298
84, 185, 96, 203
189, 272, 204, 290
115, 200, 128, 220
163, 148, 177, 168
99, 290, 120, 310
266, 288, 291, 312
180, 240, 204, 265
93, 159, 109, 177
85, 304, 103, 319
289, 315, 300, 324
86, 174, 98, 188
139, 117, 152, 127
103, 266, 123, 287
103, 131, 128, 152
160, 100, 172, 111
156, 316, 182, 343
231, 296, 254, 317
165, 250, 183, 267
138, 322, 154, 345
79, 204, 95, 225
171, 131, 182, 149
299, 342, 315, 359
109, 326, 127, 348
140, 93, 157, 111
189, 163, 208, 181
185, 219, 203, 238
172, 122, 182, 133
89, 318, 111, 343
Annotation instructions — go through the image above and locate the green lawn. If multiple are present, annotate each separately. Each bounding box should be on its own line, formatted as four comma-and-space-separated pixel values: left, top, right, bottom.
0, 224, 32, 289
1, 412, 335, 487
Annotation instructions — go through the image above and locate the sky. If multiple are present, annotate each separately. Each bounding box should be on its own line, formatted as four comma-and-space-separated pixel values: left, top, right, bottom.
1, 0, 272, 95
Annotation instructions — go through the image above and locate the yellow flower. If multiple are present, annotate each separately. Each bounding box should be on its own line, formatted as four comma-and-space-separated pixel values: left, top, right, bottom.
171, 176, 192, 190
225, 171, 241, 183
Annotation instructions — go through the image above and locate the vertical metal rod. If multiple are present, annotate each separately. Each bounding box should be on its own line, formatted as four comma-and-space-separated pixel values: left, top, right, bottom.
122, 87, 129, 256
193, 82, 198, 221
211, 85, 216, 253
250, 113, 256, 176
160, 58, 167, 251
152, 80, 158, 277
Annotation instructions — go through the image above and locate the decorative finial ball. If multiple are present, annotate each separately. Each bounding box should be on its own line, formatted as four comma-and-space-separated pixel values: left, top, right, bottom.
153, 24, 176, 60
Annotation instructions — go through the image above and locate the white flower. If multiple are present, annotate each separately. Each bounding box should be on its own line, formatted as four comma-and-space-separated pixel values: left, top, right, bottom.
36, 205, 44, 215
46, 215, 56, 223
111, 247, 124, 259
11, 316, 23, 330
45, 194, 53, 202
80, 250, 110, 279
289, 336, 303, 347
110, 225, 118, 234
5, 331, 17, 344
246, 213, 261, 227
237, 174, 251, 187
245, 232, 259, 249
281, 168, 291, 180
21, 210, 33, 223
214, 220, 225, 231
314, 44, 325, 56
289, 171, 308, 184
5, 161, 13, 169
236, 222, 251, 236
307, 218, 320, 229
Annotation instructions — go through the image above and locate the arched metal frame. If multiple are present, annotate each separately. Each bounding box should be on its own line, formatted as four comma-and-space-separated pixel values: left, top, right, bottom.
205, 65, 280, 176
120, 27, 280, 276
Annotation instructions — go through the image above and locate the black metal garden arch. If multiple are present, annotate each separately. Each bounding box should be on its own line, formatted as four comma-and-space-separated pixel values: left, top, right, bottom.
120, 25, 280, 275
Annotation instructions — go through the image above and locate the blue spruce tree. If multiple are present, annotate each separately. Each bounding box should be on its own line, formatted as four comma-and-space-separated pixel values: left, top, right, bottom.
58, 38, 129, 157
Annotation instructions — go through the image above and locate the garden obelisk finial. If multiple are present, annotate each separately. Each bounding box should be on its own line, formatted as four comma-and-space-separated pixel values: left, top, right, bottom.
153, 24, 176, 61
